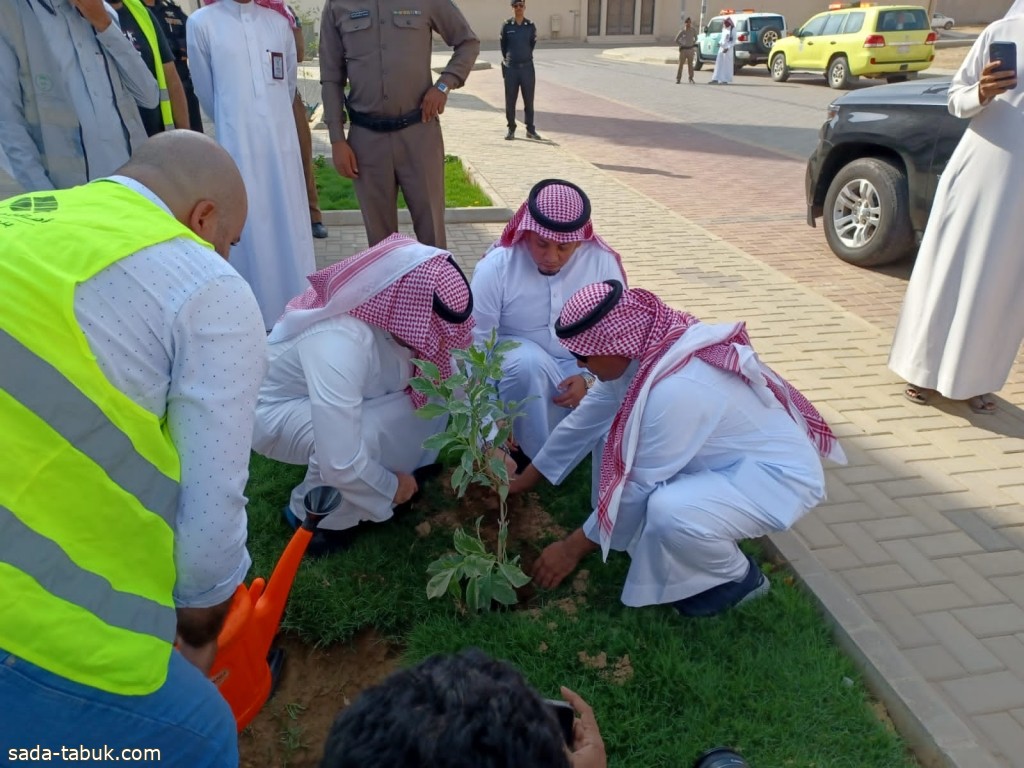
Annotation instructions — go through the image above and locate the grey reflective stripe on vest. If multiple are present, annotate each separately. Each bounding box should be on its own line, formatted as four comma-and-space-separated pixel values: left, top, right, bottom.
0, 505, 177, 641
0, 329, 178, 528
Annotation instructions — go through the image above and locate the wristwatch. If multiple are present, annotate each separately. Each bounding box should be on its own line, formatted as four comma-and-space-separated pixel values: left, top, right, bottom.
435, 81, 450, 95
581, 372, 597, 390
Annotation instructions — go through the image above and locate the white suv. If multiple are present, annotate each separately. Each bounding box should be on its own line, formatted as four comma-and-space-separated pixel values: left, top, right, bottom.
695, 12, 787, 71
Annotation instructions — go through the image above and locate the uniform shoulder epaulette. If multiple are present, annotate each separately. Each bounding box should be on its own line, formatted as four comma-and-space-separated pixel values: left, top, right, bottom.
505, 16, 515, 23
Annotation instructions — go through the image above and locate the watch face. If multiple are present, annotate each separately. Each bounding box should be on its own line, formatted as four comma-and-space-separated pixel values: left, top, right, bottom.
437, 82, 449, 93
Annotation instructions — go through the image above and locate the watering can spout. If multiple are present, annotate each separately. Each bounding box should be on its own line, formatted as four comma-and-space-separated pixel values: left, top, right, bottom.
208, 486, 342, 731
252, 487, 341, 636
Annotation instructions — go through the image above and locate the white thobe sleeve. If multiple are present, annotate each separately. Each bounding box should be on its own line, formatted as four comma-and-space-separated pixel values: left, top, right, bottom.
469, 252, 504, 346
171, 274, 267, 608
947, 31, 989, 119
0, 33, 52, 191
297, 329, 400, 515
580, 372, 728, 550
532, 371, 631, 484
95, 13, 159, 109
186, 15, 215, 118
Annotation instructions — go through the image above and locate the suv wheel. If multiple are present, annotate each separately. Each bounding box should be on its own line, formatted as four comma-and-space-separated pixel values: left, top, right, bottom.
757, 26, 781, 53
944, 21, 953, 29
823, 157, 915, 267
770, 53, 789, 82
828, 56, 853, 89
694, 55, 704, 71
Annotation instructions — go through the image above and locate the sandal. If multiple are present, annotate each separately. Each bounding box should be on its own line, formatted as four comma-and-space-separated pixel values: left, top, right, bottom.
967, 394, 997, 415
903, 385, 935, 406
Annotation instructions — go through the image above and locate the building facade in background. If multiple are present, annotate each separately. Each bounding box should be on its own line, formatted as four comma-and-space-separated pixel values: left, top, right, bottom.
183, 0, 1010, 46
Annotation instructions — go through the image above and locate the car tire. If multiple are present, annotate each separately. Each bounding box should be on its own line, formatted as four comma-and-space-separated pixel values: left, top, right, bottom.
886, 74, 909, 84
823, 157, 915, 267
770, 53, 789, 82
944, 21, 953, 30
694, 56, 704, 71
828, 56, 853, 89
756, 26, 782, 53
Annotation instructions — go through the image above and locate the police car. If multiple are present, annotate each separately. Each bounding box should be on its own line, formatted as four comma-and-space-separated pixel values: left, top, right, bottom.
695, 8, 788, 71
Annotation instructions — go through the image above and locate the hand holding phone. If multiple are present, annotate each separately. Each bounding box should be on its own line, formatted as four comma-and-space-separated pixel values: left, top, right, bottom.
983, 41, 1018, 101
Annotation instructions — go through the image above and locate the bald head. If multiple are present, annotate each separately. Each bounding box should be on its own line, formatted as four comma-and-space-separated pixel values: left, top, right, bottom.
116, 131, 247, 258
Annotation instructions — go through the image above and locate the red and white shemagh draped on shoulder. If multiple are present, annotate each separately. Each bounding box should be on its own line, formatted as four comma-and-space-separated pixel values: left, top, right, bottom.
487, 179, 626, 276
556, 281, 846, 558
268, 233, 475, 408
201, 0, 297, 26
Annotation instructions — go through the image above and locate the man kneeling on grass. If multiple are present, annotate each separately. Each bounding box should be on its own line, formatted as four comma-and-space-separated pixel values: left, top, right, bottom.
252, 234, 474, 557
510, 281, 845, 617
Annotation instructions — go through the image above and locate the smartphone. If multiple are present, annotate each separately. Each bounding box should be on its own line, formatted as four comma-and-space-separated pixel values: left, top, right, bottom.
989, 41, 1017, 86
545, 699, 575, 746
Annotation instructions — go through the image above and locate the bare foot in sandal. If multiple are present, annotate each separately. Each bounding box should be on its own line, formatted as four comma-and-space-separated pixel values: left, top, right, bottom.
967, 394, 997, 415
904, 385, 936, 405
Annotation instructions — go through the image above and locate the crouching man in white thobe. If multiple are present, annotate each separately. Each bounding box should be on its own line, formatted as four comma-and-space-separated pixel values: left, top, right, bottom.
253, 234, 475, 556
470, 179, 626, 464
510, 281, 846, 617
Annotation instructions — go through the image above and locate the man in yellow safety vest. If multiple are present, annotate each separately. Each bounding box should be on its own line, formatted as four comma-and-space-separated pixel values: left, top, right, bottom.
0, 130, 266, 765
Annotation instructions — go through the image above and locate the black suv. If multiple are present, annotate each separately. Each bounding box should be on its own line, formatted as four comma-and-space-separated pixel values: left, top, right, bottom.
805, 77, 967, 267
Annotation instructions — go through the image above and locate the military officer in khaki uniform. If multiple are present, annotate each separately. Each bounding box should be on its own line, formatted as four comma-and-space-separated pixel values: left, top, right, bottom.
319, 0, 480, 248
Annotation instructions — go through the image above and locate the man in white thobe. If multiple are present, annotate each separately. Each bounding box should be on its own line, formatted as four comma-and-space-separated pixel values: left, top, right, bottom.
709, 16, 735, 85
252, 235, 475, 556
0, 0, 158, 191
511, 281, 845, 617
187, 0, 315, 330
471, 179, 626, 462
888, 1, 1024, 415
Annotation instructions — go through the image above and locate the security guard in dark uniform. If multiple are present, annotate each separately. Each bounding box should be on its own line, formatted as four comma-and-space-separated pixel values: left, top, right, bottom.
145, 0, 204, 132
500, 0, 539, 141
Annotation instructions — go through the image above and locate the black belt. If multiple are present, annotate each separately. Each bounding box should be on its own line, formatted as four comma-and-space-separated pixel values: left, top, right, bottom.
346, 105, 422, 133
679, 45, 695, 49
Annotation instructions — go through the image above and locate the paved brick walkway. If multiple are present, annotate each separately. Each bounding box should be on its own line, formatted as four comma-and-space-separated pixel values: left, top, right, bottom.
309, 52, 1024, 767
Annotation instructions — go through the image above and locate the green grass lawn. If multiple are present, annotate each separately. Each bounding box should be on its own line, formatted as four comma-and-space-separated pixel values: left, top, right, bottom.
244, 452, 918, 767
313, 154, 493, 211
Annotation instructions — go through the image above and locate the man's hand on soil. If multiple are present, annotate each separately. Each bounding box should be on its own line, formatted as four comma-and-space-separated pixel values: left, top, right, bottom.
533, 529, 597, 589
393, 471, 418, 505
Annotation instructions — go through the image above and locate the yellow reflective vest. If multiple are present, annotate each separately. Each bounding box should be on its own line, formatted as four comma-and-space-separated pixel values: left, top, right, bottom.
122, 0, 174, 131
0, 181, 208, 695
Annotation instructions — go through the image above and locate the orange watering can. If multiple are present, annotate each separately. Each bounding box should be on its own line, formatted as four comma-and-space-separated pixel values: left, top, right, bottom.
208, 486, 341, 731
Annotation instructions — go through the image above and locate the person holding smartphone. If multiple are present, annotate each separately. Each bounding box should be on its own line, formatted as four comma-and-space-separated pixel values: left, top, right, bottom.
889, 1, 1024, 416
319, 649, 606, 768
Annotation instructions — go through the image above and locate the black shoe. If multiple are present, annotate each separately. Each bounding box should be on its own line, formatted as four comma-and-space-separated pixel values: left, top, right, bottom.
311, 222, 328, 239
671, 555, 770, 617
505, 130, 515, 140
689, 77, 695, 83
676, 79, 681, 84
525, 131, 542, 140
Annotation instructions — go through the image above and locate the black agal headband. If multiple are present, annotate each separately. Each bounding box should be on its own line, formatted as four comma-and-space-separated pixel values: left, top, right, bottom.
555, 280, 624, 339
528, 179, 592, 234
433, 256, 474, 324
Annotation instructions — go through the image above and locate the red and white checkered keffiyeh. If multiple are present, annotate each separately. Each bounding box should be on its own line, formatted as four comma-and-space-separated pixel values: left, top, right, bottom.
269, 234, 474, 408
558, 283, 845, 557
494, 181, 624, 273
201, 0, 297, 27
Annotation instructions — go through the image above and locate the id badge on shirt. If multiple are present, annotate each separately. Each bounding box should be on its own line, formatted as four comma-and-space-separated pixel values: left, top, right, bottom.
270, 51, 284, 80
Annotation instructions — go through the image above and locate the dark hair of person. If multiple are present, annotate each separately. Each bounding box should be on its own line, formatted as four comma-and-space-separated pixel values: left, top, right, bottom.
320, 649, 571, 768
